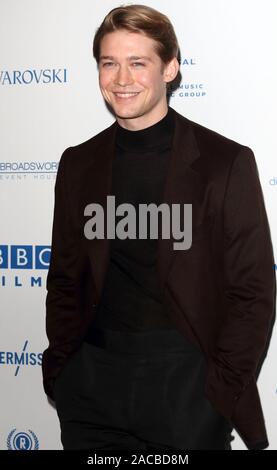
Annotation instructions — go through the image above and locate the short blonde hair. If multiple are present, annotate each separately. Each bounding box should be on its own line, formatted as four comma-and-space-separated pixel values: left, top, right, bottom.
93, 4, 180, 66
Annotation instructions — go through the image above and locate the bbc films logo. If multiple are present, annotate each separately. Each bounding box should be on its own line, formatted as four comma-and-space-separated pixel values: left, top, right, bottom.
0, 245, 50, 288
7, 429, 39, 450
0, 245, 50, 269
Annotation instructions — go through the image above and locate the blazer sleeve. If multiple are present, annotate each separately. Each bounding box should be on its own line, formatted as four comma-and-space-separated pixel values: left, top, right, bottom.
204, 146, 276, 446
42, 147, 84, 400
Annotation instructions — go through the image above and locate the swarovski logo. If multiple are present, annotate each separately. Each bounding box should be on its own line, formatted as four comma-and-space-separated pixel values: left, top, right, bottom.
0, 68, 67, 85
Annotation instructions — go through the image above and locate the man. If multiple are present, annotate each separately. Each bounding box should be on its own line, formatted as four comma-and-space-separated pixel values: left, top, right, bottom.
42, 5, 276, 450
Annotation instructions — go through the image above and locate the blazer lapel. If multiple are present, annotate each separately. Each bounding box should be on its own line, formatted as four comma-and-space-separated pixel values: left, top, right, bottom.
156, 110, 201, 294
82, 120, 117, 301
84, 108, 201, 301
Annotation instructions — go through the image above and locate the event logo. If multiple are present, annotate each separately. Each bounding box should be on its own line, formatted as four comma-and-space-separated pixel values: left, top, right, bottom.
181, 57, 196, 66
7, 429, 39, 450
171, 82, 206, 99
0, 340, 42, 376
170, 53, 206, 99
0, 245, 50, 288
0, 68, 67, 85
0, 245, 50, 270
0, 161, 59, 181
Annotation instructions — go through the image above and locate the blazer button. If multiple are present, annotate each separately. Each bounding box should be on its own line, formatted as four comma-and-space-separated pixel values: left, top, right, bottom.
92, 303, 97, 308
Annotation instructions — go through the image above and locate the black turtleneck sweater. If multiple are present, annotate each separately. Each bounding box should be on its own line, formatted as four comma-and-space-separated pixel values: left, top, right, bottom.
91, 106, 177, 331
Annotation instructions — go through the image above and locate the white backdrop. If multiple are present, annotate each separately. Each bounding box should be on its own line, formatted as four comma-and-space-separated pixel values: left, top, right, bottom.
0, 0, 276, 450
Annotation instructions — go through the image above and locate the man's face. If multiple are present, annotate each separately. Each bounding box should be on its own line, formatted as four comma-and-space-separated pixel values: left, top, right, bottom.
98, 29, 178, 130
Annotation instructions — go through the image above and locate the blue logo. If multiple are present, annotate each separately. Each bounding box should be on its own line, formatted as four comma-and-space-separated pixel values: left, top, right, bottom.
169, 54, 206, 99
0, 68, 67, 85
181, 57, 196, 66
0, 245, 50, 288
170, 83, 206, 99
7, 429, 39, 450
0, 245, 50, 270
0, 340, 42, 375
0, 161, 59, 181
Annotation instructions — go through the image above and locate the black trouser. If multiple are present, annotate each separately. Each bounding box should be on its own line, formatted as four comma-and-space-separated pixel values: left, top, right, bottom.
53, 327, 233, 450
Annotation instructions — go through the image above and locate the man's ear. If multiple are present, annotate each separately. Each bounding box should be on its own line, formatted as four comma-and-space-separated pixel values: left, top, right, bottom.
163, 57, 179, 85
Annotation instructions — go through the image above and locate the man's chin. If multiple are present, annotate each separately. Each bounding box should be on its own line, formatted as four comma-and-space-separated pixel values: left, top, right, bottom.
113, 108, 143, 120
115, 113, 139, 120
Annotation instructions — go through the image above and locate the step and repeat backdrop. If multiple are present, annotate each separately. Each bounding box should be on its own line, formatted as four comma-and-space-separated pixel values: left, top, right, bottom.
1, 0, 276, 450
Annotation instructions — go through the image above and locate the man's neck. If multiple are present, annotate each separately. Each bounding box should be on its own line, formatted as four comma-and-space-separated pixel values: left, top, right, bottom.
116, 104, 169, 131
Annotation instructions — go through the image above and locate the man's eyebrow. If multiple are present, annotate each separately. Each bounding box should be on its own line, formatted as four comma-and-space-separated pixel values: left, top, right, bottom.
128, 56, 152, 61
99, 55, 153, 62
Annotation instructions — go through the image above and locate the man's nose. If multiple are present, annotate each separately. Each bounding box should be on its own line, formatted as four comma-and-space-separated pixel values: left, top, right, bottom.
114, 65, 134, 86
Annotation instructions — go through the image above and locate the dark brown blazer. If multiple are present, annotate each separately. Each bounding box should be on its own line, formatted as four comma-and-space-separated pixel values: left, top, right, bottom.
42, 106, 276, 450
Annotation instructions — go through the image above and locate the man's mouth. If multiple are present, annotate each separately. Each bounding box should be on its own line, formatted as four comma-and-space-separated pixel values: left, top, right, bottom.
113, 92, 140, 99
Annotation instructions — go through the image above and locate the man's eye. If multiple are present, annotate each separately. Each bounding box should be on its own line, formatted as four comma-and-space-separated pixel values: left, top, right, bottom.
101, 62, 145, 68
